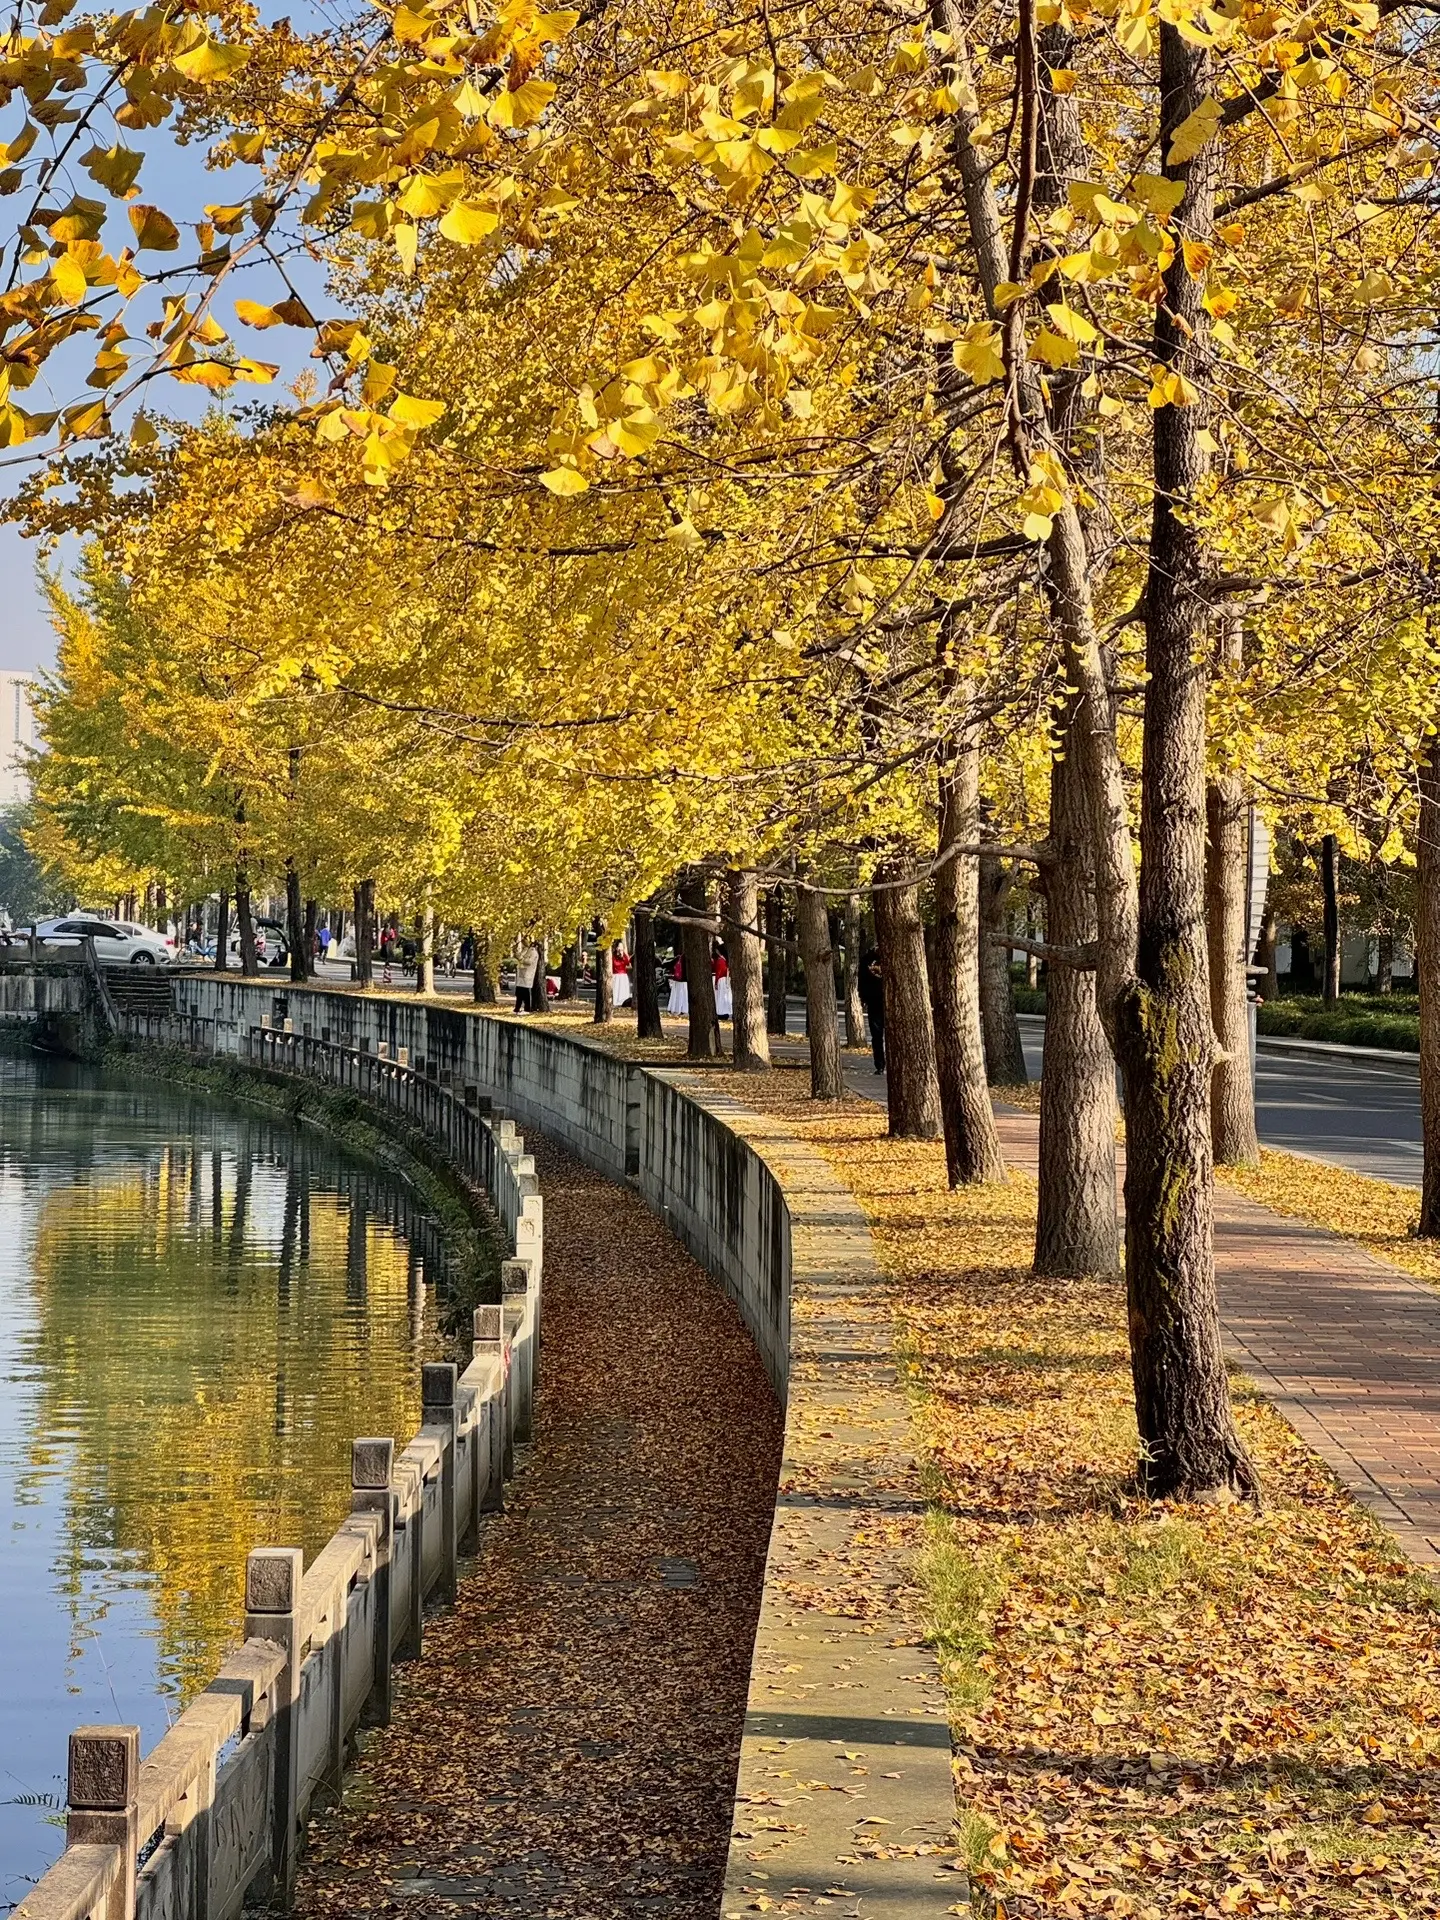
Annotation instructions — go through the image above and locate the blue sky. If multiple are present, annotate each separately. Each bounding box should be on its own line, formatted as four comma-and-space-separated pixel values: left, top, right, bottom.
0, 23, 342, 682
0, 528, 54, 676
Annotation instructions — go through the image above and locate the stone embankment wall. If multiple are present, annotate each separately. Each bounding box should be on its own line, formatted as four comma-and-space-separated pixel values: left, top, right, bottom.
16, 1042, 544, 1920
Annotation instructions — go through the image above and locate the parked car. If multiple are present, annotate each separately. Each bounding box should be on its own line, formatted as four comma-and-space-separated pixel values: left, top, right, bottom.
34, 916, 176, 965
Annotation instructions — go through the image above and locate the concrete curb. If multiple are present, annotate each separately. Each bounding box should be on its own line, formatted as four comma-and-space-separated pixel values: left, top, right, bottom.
1021, 1007, 1422, 1074
664, 1079, 961, 1920
1255, 1033, 1420, 1070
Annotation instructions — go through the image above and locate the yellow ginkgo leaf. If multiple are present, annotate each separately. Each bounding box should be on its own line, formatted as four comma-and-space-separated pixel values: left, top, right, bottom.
172, 35, 249, 82
50, 252, 88, 305
438, 200, 500, 245
235, 299, 281, 329
129, 204, 180, 251
82, 144, 143, 197
1030, 328, 1080, 368
540, 465, 589, 495
1165, 96, 1221, 166
489, 78, 556, 129
234, 359, 277, 383
388, 391, 445, 429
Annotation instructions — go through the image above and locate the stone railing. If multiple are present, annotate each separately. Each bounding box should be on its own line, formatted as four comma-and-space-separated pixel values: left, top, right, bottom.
16, 1030, 544, 1920
69, 976, 959, 1910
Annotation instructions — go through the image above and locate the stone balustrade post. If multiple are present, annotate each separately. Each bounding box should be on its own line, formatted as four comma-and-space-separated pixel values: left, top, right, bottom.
422, 1363, 458, 1604
396, 1458, 425, 1661
244, 1546, 304, 1902
351, 1438, 394, 1726
473, 1303, 512, 1484
500, 1259, 534, 1444
65, 1726, 139, 1920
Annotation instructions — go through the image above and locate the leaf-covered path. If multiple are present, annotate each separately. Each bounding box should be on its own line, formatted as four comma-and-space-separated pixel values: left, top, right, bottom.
292, 1134, 785, 1920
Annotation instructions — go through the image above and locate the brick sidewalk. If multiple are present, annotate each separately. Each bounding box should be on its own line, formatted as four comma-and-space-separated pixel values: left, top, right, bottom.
992, 1108, 1440, 1572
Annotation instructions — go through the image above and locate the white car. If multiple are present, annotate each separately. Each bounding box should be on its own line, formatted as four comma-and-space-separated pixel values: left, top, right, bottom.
36, 916, 176, 965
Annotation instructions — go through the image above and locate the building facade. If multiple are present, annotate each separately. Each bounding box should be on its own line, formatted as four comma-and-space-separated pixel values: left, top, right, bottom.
0, 671, 38, 808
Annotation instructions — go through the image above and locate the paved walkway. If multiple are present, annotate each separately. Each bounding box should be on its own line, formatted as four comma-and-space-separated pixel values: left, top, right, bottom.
292, 1135, 784, 1920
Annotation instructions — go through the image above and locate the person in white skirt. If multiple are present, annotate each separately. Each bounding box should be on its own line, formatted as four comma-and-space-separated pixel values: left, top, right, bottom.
612, 944, 633, 1007
667, 952, 688, 1017
713, 943, 732, 1019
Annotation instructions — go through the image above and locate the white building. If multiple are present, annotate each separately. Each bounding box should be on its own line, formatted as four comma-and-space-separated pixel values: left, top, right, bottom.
0, 671, 38, 808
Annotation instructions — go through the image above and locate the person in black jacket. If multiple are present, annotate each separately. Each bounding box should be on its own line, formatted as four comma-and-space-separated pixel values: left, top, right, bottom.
858, 948, 885, 1072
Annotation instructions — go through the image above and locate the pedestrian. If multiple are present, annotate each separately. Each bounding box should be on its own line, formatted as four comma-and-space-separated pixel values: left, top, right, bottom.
459, 929, 475, 973
713, 942, 732, 1019
858, 947, 885, 1072
667, 951, 688, 1018
612, 943, 633, 1008
515, 939, 541, 1013
317, 921, 332, 962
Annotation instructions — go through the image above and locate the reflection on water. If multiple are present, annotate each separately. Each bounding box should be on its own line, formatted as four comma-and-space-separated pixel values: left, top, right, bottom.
0, 1052, 442, 1904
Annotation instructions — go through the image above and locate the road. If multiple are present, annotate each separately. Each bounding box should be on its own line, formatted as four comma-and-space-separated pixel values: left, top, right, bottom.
1017, 1014, 1423, 1188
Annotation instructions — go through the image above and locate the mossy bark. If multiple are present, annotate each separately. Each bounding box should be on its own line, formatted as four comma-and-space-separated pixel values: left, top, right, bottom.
726, 869, 770, 1071
797, 884, 842, 1099
633, 906, 663, 1038
1118, 22, 1256, 1499
1036, 704, 1119, 1277
933, 751, 1004, 1183
680, 872, 721, 1059
594, 943, 614, 1023
764, 888, 790, 1036
874, 872, 942, 1141
978, 852, 1027, 1087
1206, 775, 1259, 1167
1418, 738, 1440, 1235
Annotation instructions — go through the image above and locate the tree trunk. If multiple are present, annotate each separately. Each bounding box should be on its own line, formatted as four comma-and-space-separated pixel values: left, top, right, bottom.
933, 747, 1005, 1182
236, 873, 258, 978
355, 879, 375, 987
843, 892, 865, 1048
764, 888, 789, 1034
558, 939, 579, 1001
1418, 735, 1440, 1235
472, 931, 497, 1004
594, 942, 614, 1023
214, 891, 230, 973
155, 882, 166, 932
416, 899, 434, 995
634, 905, 663, 1037
1035, 702, 1119, 1277
873, 871, 942, 1139
726, 869, 769, 1070
1025, 901, 1040, 991
1206, 775, 1260, 1166
979, 851, 1027, 1085
1114, 20, 1256, 1501
286, 862, 307, 982
333, 905, 346, 949
1322, 833, 1341, 1007
1378, 931, 1394, 994
680, 873, 721, 1059
1256, 904, 1278, 1002
304, 897, 318, 975
797, 884, 843, 1099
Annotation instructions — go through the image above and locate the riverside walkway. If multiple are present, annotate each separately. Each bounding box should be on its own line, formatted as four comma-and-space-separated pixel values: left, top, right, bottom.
291, 1133, 785, 1920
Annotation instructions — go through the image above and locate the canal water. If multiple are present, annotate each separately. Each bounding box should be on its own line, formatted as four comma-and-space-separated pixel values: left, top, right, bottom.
0, 1052, 445, 1906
